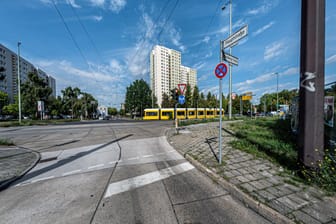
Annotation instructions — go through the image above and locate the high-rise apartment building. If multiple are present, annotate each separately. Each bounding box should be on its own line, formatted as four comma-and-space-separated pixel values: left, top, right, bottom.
150, 45, 197, 107
0, 43, 56, 103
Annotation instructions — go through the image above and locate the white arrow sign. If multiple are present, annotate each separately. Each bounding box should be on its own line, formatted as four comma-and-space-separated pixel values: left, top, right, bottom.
223, 25, 248, 49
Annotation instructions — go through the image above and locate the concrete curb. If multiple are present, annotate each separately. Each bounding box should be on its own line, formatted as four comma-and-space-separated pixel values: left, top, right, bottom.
0, 148, 40, 191
183, 153, 294, 224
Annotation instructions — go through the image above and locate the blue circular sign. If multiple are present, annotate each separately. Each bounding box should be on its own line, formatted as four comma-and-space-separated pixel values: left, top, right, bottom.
214, 63, 228, 79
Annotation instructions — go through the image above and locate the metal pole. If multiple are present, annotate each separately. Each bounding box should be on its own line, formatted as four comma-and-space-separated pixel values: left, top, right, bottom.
276, 72, 279, 113
228, 0, 232, 120
17, 42, 21, 124
219, 78, 223, 164
298, 0, 325, 168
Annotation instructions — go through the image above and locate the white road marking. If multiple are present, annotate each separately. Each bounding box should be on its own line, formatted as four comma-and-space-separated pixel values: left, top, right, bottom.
143, 155, 153, 158
167, 150, 175, 153
31, 176, 55, 183
88, 164, 105, 170
62, 169, 82, 176
104, 162, 194, 198
127, 157, 139, 161
109, 161, 118, 164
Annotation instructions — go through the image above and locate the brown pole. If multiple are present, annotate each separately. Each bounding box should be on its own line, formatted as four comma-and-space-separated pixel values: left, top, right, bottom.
298, 0, 325, 168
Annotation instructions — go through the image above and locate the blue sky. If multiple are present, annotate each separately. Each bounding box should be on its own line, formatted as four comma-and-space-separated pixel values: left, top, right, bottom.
1, 0, 335, 108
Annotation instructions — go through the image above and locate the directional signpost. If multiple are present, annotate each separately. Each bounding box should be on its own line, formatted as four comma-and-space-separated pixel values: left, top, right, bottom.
221, 50, 238, 66
214, 62, 228, 165
178, 95, 185, 105
220, 24, 248, 120
222, 25, 248, 49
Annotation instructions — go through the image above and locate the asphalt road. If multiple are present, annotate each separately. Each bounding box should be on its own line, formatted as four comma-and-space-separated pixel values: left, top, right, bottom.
0, 120, 270, 224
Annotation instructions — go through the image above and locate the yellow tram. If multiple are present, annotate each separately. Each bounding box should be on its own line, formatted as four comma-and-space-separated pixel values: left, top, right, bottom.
143, 108, 224, 120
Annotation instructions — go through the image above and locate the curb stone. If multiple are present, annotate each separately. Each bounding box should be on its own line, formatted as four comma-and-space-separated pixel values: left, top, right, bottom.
0, 148, 40, 191
184, 154, 294, 224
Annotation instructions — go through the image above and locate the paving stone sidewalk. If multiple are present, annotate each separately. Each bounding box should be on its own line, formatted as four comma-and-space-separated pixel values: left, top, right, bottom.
0, 146, 40, 190
167, 122, 336, 224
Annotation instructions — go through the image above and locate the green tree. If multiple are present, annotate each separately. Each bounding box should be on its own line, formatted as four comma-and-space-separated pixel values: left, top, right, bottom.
0, 91, 9, 114
3, 96, 18, 116
192, 86, 199, 108
108, 107, 118, 116
125, 79, 152, 118
21, 72, 52, 118
185, 84, 192, 108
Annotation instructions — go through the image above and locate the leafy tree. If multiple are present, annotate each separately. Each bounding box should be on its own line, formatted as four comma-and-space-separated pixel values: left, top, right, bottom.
162, 92, 174, 108
0, 91, 9, 114
21, 72, 52, 118
3, 96, 18, 116
108, 107, 118, 116
125, 79, 153, 117
192, 86, 200, 108
185, 84, 192, 108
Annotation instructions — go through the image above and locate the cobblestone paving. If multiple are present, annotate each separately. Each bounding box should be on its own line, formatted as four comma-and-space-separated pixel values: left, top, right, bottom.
167, 122, 336, 224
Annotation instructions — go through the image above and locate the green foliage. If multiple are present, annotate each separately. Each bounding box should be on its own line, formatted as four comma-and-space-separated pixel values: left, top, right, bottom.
229, 118, 298, 170
21, 72, 52, 118
125, 79, 153, 116
301, 149, 336, 193
108, 107, 118, 116
0, 138, 14, 145
0, 91, 9, 114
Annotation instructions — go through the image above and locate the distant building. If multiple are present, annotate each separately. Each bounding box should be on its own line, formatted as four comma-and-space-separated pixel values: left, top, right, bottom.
0, 43, 56, 103
150, 45, 197, 107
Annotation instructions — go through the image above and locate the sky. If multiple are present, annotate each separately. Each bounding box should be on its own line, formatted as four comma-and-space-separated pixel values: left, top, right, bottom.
1, 0, 335, 108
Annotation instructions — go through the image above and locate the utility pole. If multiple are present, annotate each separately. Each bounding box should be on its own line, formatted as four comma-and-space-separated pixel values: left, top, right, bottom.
17, 42, 21, 124
298, 0, 325, 168
228, 0, 232, 120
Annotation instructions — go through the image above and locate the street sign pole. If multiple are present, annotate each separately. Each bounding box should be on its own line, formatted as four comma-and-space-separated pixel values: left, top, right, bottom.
228, 0, 232, 120
298, 0, 325, 168
219, 78, 223, 164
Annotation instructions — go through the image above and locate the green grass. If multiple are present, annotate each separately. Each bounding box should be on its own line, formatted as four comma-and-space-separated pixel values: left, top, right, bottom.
228, 117, 336, 193
0, 119, 80, 127
229, 117, 298, 170
0, 138, 14, 145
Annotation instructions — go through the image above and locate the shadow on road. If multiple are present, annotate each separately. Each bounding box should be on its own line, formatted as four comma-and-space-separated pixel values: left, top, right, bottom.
12, 134, 133, 185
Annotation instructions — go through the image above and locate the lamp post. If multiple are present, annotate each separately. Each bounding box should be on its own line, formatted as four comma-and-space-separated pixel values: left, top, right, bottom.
276, 73, 279, 113
17, 42, 21, 124
222, 0, 232, 119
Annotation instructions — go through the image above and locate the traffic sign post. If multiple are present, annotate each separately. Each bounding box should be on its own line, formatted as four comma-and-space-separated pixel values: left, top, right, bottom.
214, 63, 228, 165
222, 25, 248, 49
178, 95, 185, 104
178, 84, 187, 95
221, 50, 238, 66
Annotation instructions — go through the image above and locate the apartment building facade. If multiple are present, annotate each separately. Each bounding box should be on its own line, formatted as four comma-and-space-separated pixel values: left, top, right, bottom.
0, 43, 56, 103
150, 45, 197, 107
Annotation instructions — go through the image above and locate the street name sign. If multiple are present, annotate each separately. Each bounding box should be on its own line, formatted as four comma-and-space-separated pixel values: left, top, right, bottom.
223, 25, 248, 49
221, 50, 239, 66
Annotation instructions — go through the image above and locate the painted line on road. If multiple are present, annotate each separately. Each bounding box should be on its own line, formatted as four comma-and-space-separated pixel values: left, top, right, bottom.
62, 169, 82, 176
31, 176, 55, 183
104, 162, 194, 198
127, 157, 139, 161
143, 154, 153, 158
88, 164, 105, 170
167, 150, 175, 153
109, 161, 118, 164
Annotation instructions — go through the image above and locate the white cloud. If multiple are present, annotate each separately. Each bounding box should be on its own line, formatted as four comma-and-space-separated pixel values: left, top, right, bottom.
247, 1, 278, 15
282, 67, 299, 76
90, 0, 105, 7
234, 72, 278, 93
202, 36, 210, 44
92, 15, 103, 21
326, 54, 336, 64
264, 41, 286, 60
66, 0, 81, 8
252, 21, 275, 37
109, 0, 126, 13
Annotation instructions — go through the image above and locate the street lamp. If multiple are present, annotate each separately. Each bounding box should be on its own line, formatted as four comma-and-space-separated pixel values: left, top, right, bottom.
17, 42, 22, 124
222, 0, 232, 119
274, 72, 279, 113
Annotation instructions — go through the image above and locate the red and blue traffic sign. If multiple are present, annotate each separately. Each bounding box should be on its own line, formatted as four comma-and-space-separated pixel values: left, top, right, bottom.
214, 63, 228, 79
